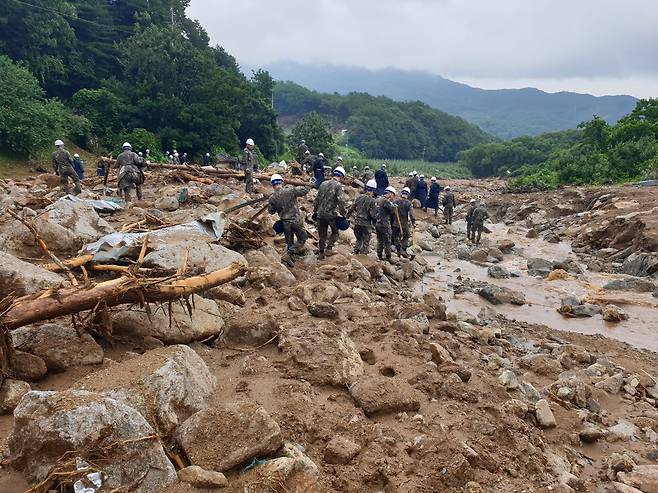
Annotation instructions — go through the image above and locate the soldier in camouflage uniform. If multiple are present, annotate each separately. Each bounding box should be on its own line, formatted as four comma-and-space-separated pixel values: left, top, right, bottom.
361, 166, 374, 183
465, 199, 477, 241
267, 174, 310, 257
302, 150, 316, 174
470, 202, 490, 244
313, 166, 347, 260
393, 187, 416, 257
243, 138, 259, 194
347, 178, 378, 254
297, 140, 308, 163
442, 186, 456, 224
51, 140, 81, 195
116, 142, 145, 202
375, 186, 397, 262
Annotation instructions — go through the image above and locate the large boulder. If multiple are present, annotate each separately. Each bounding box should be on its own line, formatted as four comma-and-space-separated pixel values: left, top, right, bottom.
278, 322, 364, 386
8, 390, 177, 492
176, 402, 283, 472
622, 253, 658, 277
0, 213, 80, 255
478, 285, 526, 305
222, 310, 278, 346
0, 379, 30, 414
74, 345, 215, 434
603, 277, 656, 292
12, 323, 104, 371
617, 465, 658, 492
0, 251, 63, 299
45, 196, 114, 242
527, 258, 554, 278
143, 241, 246, 273
111, 296, 224, 344
349, 376, 423, 417
244, 249, 296, 288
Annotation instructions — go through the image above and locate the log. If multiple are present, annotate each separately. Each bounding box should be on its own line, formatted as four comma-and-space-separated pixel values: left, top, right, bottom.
3, 262, 246, 331
45, 254, 94, 272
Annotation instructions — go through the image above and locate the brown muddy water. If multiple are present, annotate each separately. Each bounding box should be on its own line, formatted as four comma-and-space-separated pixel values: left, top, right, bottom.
420, 220, 658, 352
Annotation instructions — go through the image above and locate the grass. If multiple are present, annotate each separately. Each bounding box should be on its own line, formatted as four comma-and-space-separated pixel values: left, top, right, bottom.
0, 143, 98, 179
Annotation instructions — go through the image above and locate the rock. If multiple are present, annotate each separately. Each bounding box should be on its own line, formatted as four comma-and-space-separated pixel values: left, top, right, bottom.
350, 376, 423, 416
478, 285, 526, 305
74, 345, 215, 434
617, 465, 658, 492
470, 249, 489, 262
595, 373, 624, 394
526, 228, 539, 239
487, 265, 510, 279
499, 370, 519, 390
112, 296, 224, 344
223, 311, 278, 346
8, 390, 177, 491
607, 453, 637, 481
423, 293, 447, 320
12, 323, 103, 371
324, 436, 361, 464
520, 381, 542, 402
0, 212, 80, 255
535, 399, 557, 428
608, 420, 640, 441
623, 252, 658, 277
244, 250, 296, 288
580, 422, 606, 443
603, 304, 629, 322
497, 240, 515, 253
501, 399, 529, 418
519, 353, 563, 376
603, 277, 656, 292
0, 251, 63, 299
205, 285, 246, 306
45, 196, 114, 242
488, 247, 504, 261
0, 379, 30, 414
307, 302, 339, 319
246, 442, 319, 492
176, 402, 282, 472
12, 350, 47, 381
429, 343, 453, 365
457, 245, 471, 260
278, 322, 364, 386
155, 195, 179, 211
178, 466, 227, 488
292, 280, 341, 304
527, 257, 553, 277
143, 241, 246, 274
392, 314, 430, 334
612, 483, 645, 493
558, 296, 602, 317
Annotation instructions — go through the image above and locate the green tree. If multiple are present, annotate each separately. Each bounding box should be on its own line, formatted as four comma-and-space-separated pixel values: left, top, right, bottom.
288, 112, 335, 158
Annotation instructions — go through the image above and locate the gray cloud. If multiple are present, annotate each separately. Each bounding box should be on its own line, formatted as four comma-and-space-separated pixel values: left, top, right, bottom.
187, 0, 658, 97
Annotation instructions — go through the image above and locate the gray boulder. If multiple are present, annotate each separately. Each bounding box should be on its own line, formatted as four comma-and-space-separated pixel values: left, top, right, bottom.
143, 241, 246, 273
0, 379, 30, 414
349, 376, 422, 417
8, 390, 177, 492
45, 196, 115, 243
487, 265, 510, 279
558, 296, 602, 318
622, 252, 658, 277
603, 276, 656, 292
478, 285, 526, 305
527, 258, 553, 278
222, 310, 278, 346
0, 251, 63, 299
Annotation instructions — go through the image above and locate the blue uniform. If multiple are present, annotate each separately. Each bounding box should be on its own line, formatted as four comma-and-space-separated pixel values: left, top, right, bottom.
313, 158, 326, 188
427, 182, 441, 210
374, 168, 389, 196
415, 179, 428, 208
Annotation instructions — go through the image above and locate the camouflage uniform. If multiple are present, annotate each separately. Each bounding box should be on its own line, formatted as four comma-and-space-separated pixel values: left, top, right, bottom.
361, 169, 374, 183
392, 197, 415, 255
51, 148, 81, 195
465, 204, 477, 241
268, 185, 310, 255
347, 193, 377, 254
243, 147, 259, 193
404, 177, 416, 195
442, 191, 456, 224
470, 205, 490, 244
313, 179, 346, 256
303, 154, 317, 174
116, 150, 145, 201
297, 143, 308, 163
375, 196, 396, 261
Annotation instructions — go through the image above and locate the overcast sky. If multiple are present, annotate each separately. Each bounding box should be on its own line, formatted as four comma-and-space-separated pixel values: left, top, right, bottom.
187, 0, 658, 98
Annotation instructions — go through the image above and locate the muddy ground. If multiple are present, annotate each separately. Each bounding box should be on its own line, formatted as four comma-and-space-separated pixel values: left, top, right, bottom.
0, 167, 657, 493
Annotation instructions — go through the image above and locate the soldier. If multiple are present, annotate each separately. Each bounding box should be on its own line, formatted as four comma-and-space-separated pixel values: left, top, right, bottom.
73, 153, 85, 180
172, 151, 180, 164
374, 163, 389, 196
470, 201, 490, 244
145, 149, 151, 160
51, 140, 81, 195
243, 138, 259, 194
116, 142, 146, 202
347, 178, 378, 254
404, 172, 415, 194
313, 152, 326, 188
302, 150, 315, 174
335, 156, 344, 169
427, 177, 441, 216
361, 165, 374, 183
466, 198, 477, 241
415, 175, 428, 210
375, 186, 397, 262
351, 165, 358, 177
393, 187, 416, 257
203, 153, 210, 166
268, 174, 311, 258
442, 185, 456, 224
313, 166, 347, 260
297, 140, 308, 163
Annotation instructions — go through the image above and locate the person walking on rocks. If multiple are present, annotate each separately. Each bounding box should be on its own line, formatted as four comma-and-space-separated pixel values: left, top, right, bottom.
415, 175, 428, 210
470, 201, 490, 244
375, 186, 397, 262
393, 187, 416, 257
243, 138, 259, 194
116, 142, 145, 202
374, 163, 389, 196
347, 179, 378, 254
73, 153, 85, 180
404, 172, 416, 195
466, 198, 477, 242
313, 166, 347, 259
203, 153, 211, 166
302, 150, 316, 174
268, 174, 311, 258
297, 140, 308, 163
313, 152, 326, 188
51, 140, 81, 195
427, 177, 441, 216
361, 166, 374, 183
442, 186, 455, 224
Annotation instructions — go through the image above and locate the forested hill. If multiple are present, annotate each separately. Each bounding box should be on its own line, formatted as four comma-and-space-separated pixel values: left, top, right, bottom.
0, 0, 281, 159
266, 61, 638, 139
274, 81, 491, 162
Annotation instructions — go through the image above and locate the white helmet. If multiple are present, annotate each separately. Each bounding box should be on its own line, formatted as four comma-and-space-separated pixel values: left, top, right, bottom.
319, 152, 325, 158
54, 139, 64, 147
385, 186, 396, 195
445, 186, 451, 191
246, 138, 255, 146
470, 198, 476, 204
381, 163, 387, 169
174, 152, 179, 156
413, 170, 418, 176
337, 156, 343, 162
146, 149, 150, 152
270, 174, 284, 185
366, 179, 377, 190
401, 187, 411, 196
206, 153, 210, 156
73, 153, 79, 158
305, 150, 310, 155
122, 142, 132, 149
408, 172, 413, 177
138, 152, 143, 156
301, 140, 305, 144
333, 166, 346, 177
364, 166, 370, 170
431, 176, 437, 181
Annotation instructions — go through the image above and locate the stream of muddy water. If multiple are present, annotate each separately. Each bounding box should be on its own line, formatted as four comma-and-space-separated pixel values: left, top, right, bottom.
419, 220, 658, 352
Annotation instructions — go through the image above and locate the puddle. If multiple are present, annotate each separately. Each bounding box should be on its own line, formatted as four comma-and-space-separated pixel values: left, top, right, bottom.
420, 221, 658, 352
